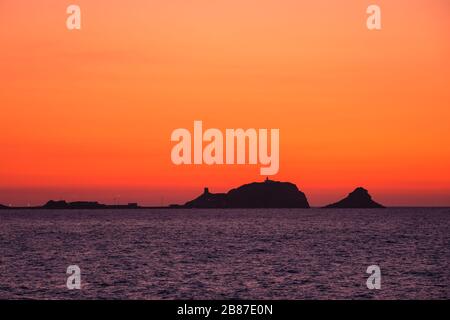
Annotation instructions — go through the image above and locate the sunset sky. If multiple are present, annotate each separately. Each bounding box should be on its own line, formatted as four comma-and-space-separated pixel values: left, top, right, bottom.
1, 0, 449, 206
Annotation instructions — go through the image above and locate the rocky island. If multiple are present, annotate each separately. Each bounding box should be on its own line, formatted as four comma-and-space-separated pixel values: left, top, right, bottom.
324, 187, 385, 208
183, 178, 310, 208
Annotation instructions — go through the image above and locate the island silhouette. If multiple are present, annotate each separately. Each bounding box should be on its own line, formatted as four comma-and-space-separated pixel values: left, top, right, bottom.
0, 179, 385, 209
183, 178, 310, 208
42, 200, 139, 209
324, 187, 385, 208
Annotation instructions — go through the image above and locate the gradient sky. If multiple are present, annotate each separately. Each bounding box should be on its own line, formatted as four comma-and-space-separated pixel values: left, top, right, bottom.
1, 0, 449, 206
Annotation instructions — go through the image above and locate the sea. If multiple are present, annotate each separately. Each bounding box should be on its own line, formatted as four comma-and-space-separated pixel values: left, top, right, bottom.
0, 208, 449, 299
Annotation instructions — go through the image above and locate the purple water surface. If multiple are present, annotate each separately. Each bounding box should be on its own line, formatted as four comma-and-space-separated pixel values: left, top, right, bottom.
0, 208, 449, 299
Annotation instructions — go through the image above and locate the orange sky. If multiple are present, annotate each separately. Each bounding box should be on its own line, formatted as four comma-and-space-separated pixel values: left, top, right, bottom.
1, 0, 450, 206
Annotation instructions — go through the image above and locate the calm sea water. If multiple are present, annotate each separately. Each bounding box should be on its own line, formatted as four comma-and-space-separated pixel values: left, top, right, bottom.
0, 208, 449, 299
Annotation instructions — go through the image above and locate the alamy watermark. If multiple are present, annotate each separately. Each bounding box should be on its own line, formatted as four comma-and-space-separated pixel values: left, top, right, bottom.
66, 265, 81, 290
366, 265, 381, 290
171, 121, 280, 175
66, 5, 81, 30
367, 5, 382, 30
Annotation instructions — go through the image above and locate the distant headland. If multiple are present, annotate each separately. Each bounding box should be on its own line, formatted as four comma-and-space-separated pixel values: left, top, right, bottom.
0, 179, 385, 209
0, 200, 148, 210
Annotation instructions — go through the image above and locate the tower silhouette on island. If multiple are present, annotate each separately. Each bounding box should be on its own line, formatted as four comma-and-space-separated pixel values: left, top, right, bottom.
184, 178, 310, 208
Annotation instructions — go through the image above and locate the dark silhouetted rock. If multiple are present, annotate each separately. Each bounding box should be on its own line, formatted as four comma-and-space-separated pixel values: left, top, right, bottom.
325, 187, 385, 208
43, 200, 106, 209
43, 200, 69, 209
41, 200, 140, 209
184, 179, 310, 208
0, 204, 8, 209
